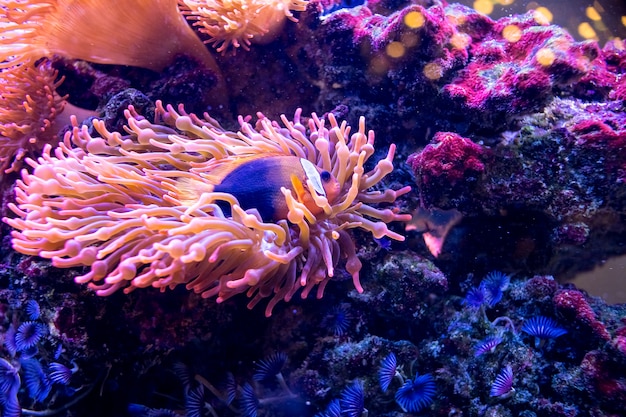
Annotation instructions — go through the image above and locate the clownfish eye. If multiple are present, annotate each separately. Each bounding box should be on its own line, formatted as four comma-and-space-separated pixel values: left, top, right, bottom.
320, 171, 331, 182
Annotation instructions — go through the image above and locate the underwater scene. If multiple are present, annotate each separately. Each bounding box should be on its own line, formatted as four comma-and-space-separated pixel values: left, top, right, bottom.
0, 0, 625, 415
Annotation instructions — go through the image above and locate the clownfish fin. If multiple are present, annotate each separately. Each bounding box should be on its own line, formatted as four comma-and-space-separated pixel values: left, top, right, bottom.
290, 173, 307, 203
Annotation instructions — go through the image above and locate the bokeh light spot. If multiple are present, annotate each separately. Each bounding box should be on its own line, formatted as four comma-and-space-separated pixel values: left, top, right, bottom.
386, 41, 406, 58
585, 6, 601, 21
369, 55, 389, 75
404, 11, 425, 29
578, 22, 597, 39
536, 47, 555, 66
473, 0, 494, 15
450, 32, 471, 50
502, 24, 522, 42
533, 7, 553, 24
622, 16, 626, 28
496, 0, 515, 5
423, 62, 443, 80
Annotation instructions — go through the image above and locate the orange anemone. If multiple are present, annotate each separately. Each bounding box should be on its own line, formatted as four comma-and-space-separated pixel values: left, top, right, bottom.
0, 0, 221, 74
179, 0, 309, 53
0, 62, 96, 174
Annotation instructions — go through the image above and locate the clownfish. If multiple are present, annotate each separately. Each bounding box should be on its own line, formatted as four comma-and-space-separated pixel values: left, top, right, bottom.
176, 155, 341, 222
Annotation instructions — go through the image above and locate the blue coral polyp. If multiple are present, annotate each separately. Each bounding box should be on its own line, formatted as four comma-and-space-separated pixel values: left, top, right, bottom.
4, 101, 411, 316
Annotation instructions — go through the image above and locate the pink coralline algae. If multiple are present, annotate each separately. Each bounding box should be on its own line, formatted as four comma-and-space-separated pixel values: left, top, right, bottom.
553, 289, 610, 342
443, 10, 614, 112
302, 0, 623, 134
581, 351, 626, 408
407, 132, 486, 186
566, 115, 626, 182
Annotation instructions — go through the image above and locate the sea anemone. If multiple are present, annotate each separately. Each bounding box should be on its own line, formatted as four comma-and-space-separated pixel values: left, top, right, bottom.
179, 0, 309, 53
4, 101, 411, 316
0, 0, 221, 73
0, 62, 94, 173
394, 373, 436, 413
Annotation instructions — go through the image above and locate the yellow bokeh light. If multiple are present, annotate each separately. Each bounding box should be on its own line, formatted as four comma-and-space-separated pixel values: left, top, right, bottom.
502, 24, 522, 42
536, 47, 555, 66
534, 7, 553, 24
386, 41, 406, 59
473, 0, 494, 15
496, 0, 515, 5
585, 6, 601, 21
423, 62, 443, 80
450, 32, 471, 50
526, 1, 539, 10
404, 11, 425, 29
578, 22, 597, 39
622, 16, 626, 27
369, 55, 389, 75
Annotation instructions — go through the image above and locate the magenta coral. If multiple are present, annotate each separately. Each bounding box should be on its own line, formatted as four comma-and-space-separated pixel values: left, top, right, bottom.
581, 351, 626, 405
407, 132, 486, 186
439, 9, 616, 116
567, 117, 626, 181
3, 102, 410, 316
553, 289, 610, 341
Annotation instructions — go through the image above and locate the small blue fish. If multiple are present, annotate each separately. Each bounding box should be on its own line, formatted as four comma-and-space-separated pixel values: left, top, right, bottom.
177, 155, 340, 222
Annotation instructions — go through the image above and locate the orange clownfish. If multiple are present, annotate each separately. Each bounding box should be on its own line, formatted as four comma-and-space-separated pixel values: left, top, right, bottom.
177, 155, 341, 222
